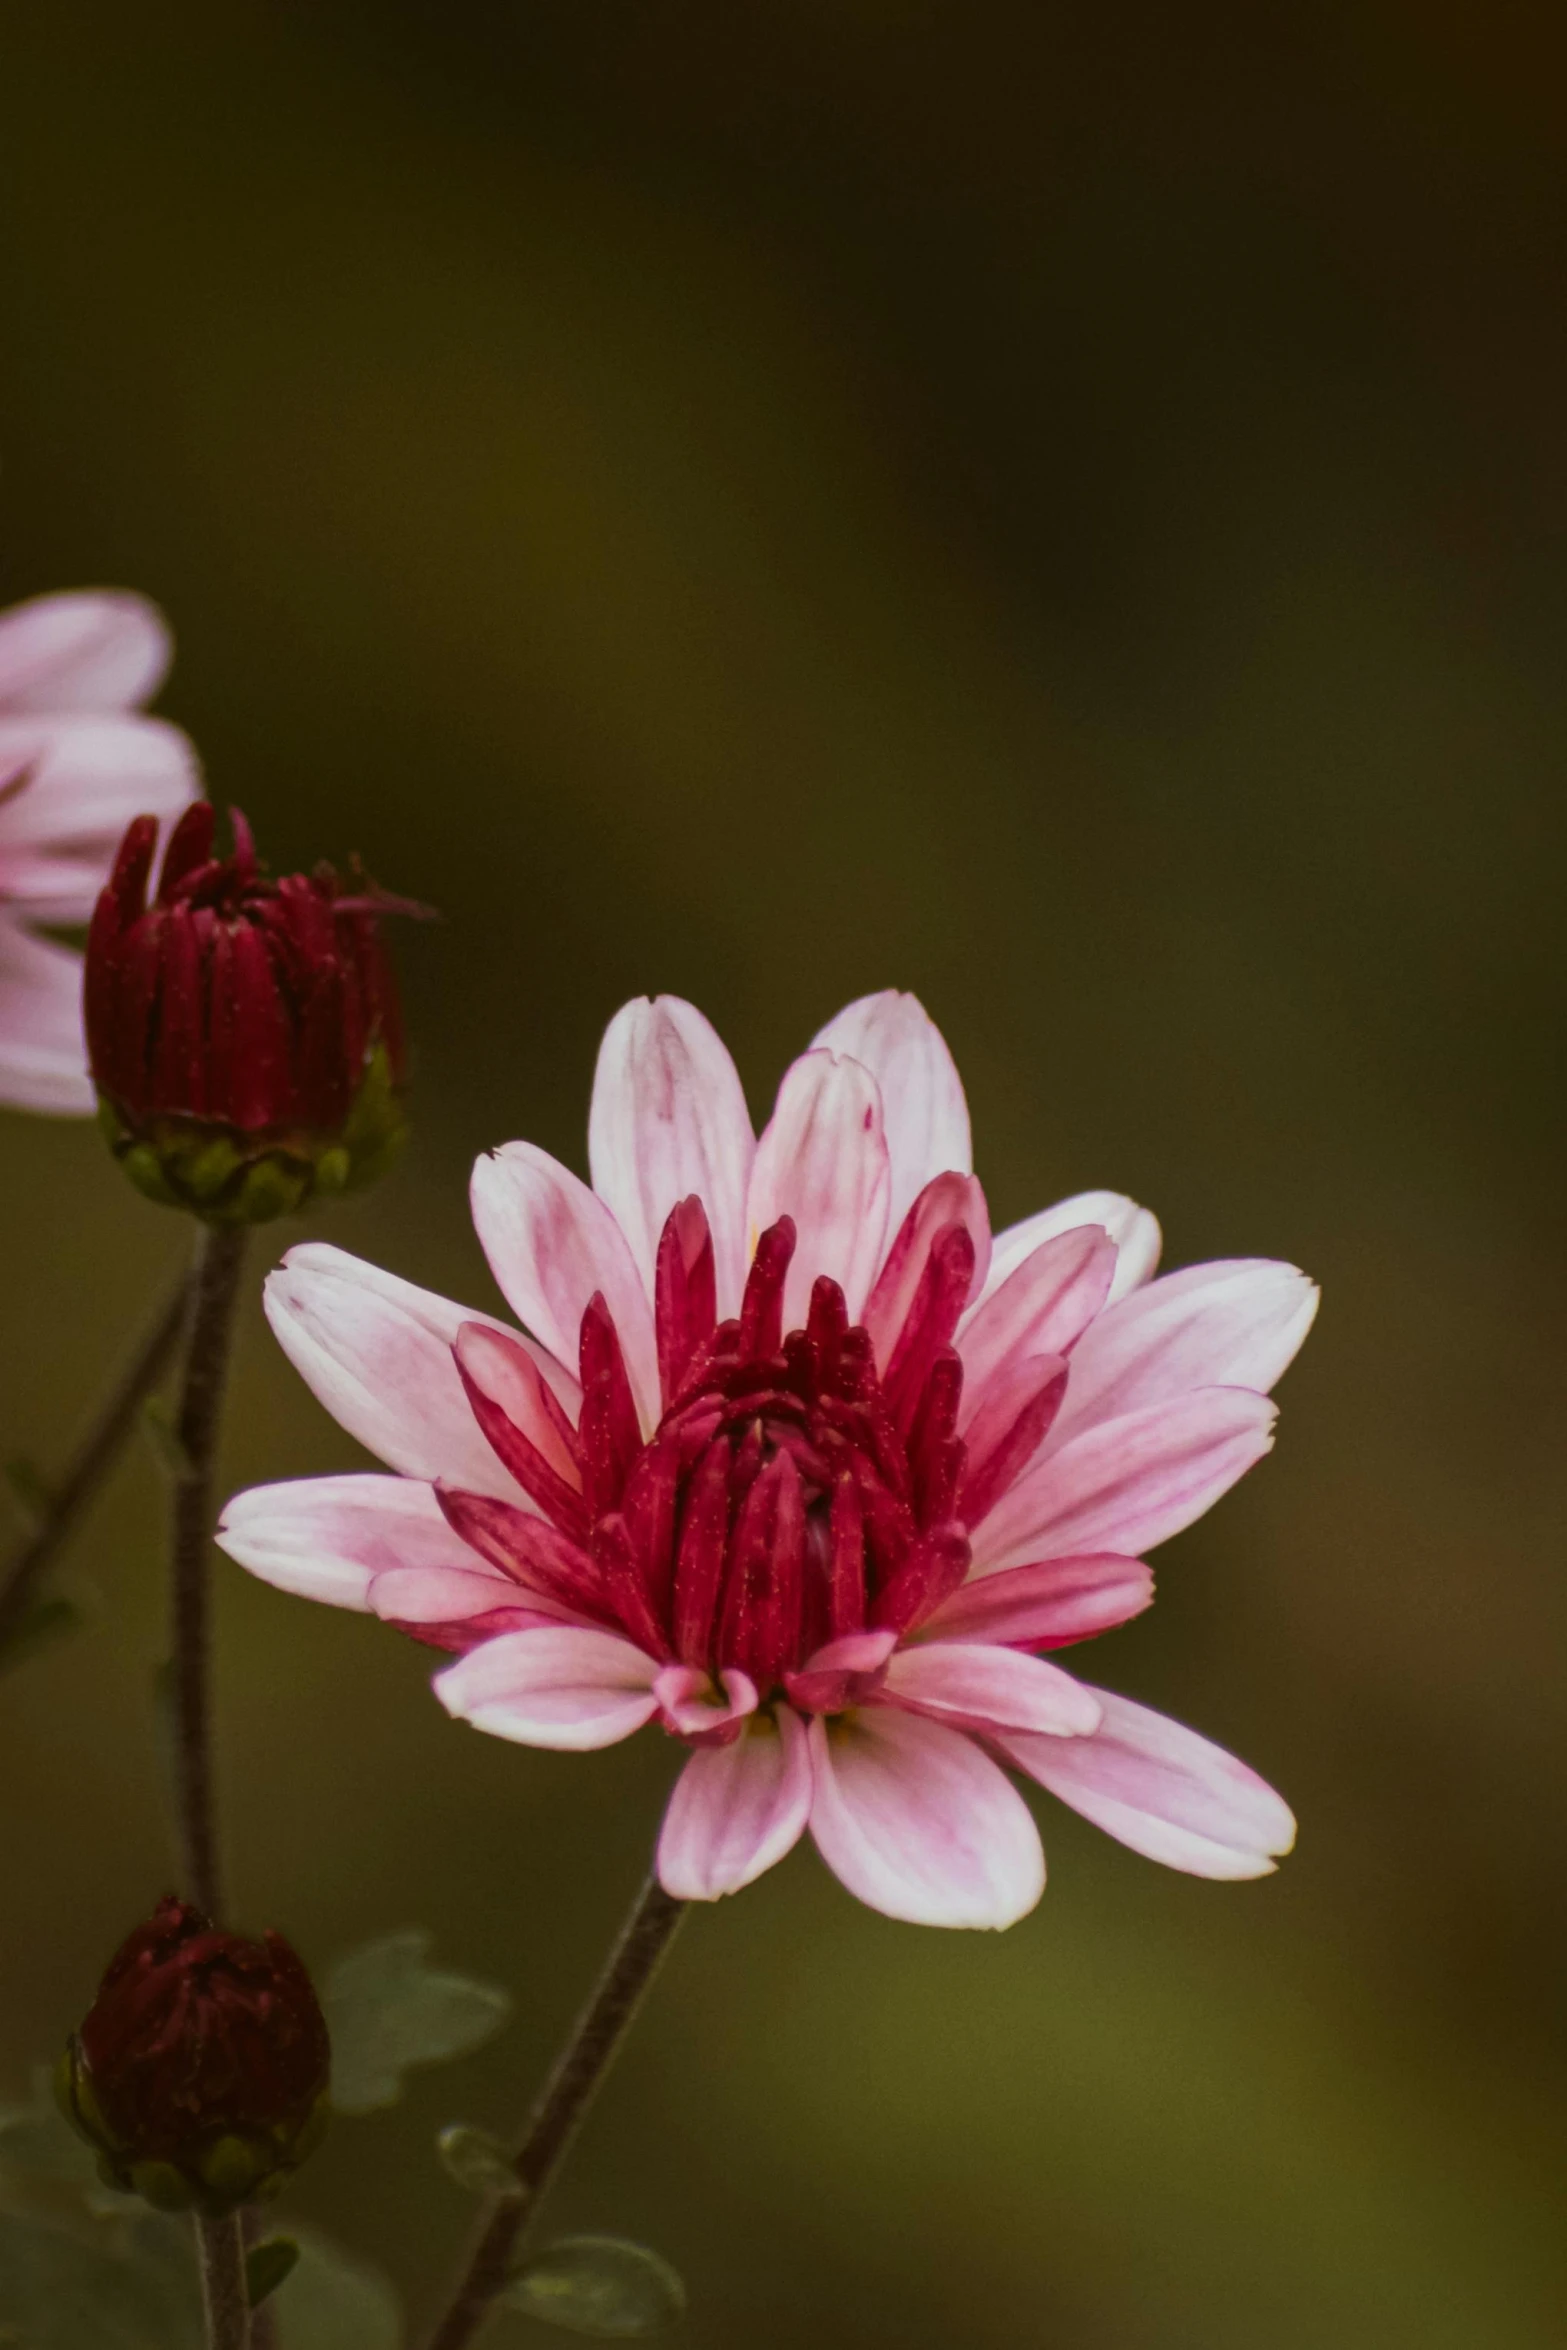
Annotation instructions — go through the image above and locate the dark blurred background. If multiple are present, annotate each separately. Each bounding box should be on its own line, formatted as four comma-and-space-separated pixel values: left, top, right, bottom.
2, 3, 1564, 2342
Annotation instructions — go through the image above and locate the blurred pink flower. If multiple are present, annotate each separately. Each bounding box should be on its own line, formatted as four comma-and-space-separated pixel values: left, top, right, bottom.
0, 590, 199, 1112
221, 993, 1314, 1928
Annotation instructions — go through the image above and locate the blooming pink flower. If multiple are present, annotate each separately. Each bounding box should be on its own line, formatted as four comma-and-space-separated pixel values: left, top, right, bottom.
0, 590, 199, 1112
220, 994, 1314, 1928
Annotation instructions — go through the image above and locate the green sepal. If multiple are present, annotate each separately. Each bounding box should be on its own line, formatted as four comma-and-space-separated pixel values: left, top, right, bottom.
246, 2235, 301, 2309
95, 1047, 410, 1228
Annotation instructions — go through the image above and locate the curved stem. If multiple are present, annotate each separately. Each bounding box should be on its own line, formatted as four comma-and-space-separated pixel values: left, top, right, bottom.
0, 1263, 189, 1656
423, 1874, 687, 2350
168, 1223, 247, 1922
197, 2212, 252, 2350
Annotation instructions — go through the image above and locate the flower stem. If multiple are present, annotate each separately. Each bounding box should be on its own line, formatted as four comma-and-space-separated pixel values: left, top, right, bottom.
0, 1263, 189, 1657
422, 1873, 687, 2350
197, 2212, 252, 2349
168, 1223, 247, 1922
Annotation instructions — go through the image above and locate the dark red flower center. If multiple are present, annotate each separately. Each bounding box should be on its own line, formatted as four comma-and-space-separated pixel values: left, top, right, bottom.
440, 1196, 1070, 1706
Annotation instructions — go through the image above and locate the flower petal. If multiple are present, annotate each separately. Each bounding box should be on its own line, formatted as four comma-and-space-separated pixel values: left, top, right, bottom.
1049, 1259, 1319, 1444
997, 1687, 1296, 1878
652, 1663, 759, 1740
216, 1472, 477, 1608
975, 1388, 1277, 1568
470, 1142, 659, 1430
587, 996, 755, 1316
368, 1564, 566, 1643
747, 1048, 892, 1325
861, 1172, 991, 1373
0, 921, 90, 1113
881, 1641, 1102, 1735
982, 1191, 1161, 1309
955, 1223, 1118, 1424
0, 720, 198, 912
918, 1554, 1154, 1649
657, 1707, 813, 1899
810, 991, 970, 1237
806, 1707, 1045, 1928
263, 1244, 523, 1497
0, 590, 172, 712
434, 1625, 661, 1750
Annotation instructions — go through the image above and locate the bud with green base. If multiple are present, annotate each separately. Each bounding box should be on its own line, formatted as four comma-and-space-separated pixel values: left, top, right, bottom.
85, 802, 417, 1224
56, 1894, 331, 2218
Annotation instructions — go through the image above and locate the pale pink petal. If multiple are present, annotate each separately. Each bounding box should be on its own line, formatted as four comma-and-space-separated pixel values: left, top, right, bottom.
800, 1628, 901, 1678
369, 1564, 567, 1637
470, 1143, 659, 1429
975, 1388, 1277, 1570
810, 991, 971, 1237
263, 1244, 523, 1498
880, 1641, 1102, 1735
0, 720, 199, 913
806, 1708, 1044, 1928
0, 590, 172, 712
955, 1223, 1117, 1426
747, 1049, 892, 1326
587, 996, 755, 1316
918, 1554, 1154, 1649
982, 1191, 1162, 1309
216, 1472, 479, 1609
784, 1626, 898, 1713
652, 1663, 759, 1739
861, 1172, 991, 1372
434, 1624, 661, 1750
1049, 1259, 1319, 1444
997, 1687, 1296, 1878
0, 921, 90, 1113
657, 1707, 813, 1899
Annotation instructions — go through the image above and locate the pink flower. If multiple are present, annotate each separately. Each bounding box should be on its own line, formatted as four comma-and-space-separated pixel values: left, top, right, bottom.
220, 994, 1314, 1928
0, 591, 199, 1112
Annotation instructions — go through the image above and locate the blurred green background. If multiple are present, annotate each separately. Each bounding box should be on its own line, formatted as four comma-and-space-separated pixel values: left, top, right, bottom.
2, 3, 1564, 2342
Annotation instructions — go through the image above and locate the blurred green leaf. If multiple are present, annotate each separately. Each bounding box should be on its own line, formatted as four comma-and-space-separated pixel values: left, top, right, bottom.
503, 2238, 686, 2337
436, 2121, 520, 2198
270, 2226, 402, 2350
0, 2074, 198, 2347
0, 2210, 202, 2350
324, 1930, 511, 2114
4, 1454, 54, 1530
0, 1594, 86, 1675
0, 2079, 395, 2348
0, 2069, 130, 2236
247, 2235, 300, 2309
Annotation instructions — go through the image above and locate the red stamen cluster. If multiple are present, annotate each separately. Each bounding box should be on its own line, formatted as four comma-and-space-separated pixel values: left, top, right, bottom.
57, 1895, 330, 2214
441, 1200, 1070, 1706
86, 803, 405, 1137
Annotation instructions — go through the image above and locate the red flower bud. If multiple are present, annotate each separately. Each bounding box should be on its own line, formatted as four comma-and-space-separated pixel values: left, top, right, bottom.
56, 1894, 331, 2215
85, 803, 417, 1221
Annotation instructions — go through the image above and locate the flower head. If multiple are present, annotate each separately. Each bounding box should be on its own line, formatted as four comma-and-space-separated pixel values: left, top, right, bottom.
221, 993, 1314, 1928
56, 1894, 330, 2214
86, 802, 412, 1221
0, 590, 199, 1113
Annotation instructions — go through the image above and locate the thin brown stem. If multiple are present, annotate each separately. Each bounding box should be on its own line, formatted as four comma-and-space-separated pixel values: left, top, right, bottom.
168, 1223, 247, 1922
197, 2212, 252, 2350
0, 1263, 189, 1655
423, 1874, 687, 2350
